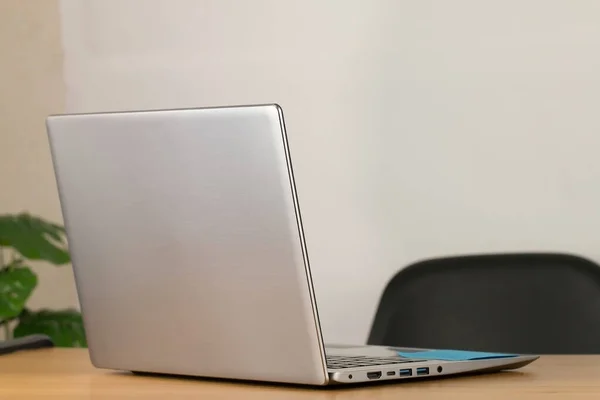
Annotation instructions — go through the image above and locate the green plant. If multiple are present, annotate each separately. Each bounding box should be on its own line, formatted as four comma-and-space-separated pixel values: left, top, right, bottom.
0, 212, 86, 347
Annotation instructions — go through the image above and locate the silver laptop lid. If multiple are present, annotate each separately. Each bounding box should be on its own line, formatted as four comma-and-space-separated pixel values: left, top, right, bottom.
47, 104, 328, 385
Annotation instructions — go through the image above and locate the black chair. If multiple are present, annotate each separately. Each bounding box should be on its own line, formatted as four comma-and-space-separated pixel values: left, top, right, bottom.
367, 253, 600, 354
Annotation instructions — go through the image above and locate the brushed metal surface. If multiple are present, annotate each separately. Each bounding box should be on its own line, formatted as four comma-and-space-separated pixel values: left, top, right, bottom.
47, 105, 328, 385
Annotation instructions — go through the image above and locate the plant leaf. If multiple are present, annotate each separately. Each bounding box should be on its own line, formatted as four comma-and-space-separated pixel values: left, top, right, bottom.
0, 266, 37, 319
0, 213, 70, 264
13, 308, 87, 348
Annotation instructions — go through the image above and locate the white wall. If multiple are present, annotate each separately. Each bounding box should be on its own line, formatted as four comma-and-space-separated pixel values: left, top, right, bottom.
59, 0, 600, 344
0, 0, 78, 322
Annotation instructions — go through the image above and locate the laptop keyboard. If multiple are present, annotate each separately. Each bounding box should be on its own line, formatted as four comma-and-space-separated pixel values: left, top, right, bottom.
326, 355, 420, 370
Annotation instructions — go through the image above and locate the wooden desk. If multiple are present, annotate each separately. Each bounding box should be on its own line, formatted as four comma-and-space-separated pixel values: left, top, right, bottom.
0, 349, 599, 399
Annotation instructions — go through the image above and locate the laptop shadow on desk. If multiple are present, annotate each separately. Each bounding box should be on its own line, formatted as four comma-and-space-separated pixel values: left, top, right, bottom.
104, 368, 532, 390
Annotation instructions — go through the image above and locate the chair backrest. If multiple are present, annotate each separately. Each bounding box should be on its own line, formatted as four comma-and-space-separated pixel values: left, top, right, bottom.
367, 253, 600, 354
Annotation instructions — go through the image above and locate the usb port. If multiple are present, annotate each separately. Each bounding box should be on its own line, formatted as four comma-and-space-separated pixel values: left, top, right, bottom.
399, 368, 412, 377
386, 371, 396, 376
416, 367, 430, 376
367, 371, 382, 380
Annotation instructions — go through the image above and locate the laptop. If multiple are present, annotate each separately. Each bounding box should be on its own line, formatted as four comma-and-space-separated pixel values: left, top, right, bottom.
46, 104, 538, 386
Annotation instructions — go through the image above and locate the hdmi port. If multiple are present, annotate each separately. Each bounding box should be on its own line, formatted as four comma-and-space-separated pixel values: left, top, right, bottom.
367, 371, 382, 380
